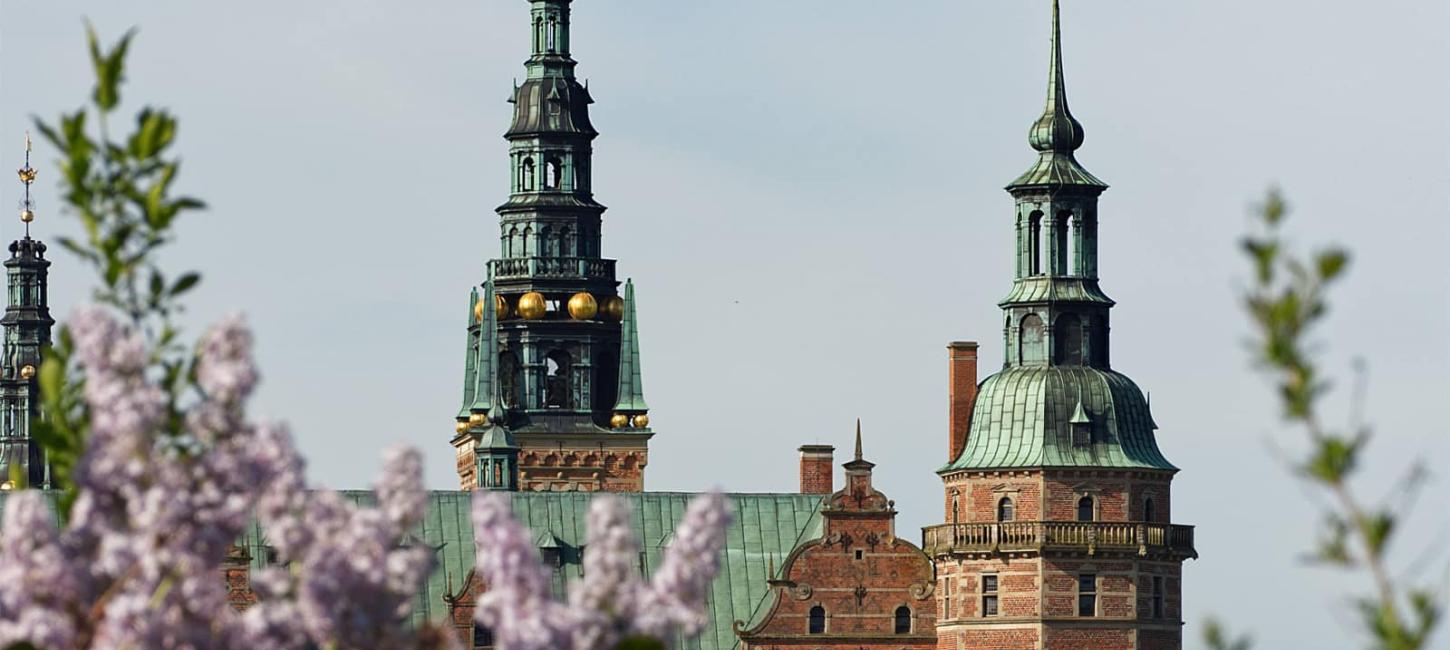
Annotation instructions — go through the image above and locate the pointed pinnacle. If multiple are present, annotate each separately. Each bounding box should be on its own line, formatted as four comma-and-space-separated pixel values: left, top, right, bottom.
854, 419, 863, 461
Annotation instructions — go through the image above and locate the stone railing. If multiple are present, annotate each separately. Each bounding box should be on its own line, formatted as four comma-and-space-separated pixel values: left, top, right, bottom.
922, 521, 1196, 558
490, 257, 615, 281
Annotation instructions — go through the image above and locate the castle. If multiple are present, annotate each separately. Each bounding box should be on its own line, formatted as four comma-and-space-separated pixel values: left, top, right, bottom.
4, 1, 1195, 648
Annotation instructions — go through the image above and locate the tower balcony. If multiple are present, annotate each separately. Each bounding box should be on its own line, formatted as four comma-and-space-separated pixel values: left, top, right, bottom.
922, 521, 1196, 559
491, 257, 615, 282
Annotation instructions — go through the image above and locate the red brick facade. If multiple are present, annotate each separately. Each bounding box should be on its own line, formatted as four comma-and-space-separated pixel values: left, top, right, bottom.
737, 439, 936, 650
453, 436, 649, 492
931, 469, 1190, 650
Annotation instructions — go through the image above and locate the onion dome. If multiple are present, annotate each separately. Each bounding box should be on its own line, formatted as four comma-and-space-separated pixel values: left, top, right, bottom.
944, 367, 1175, 471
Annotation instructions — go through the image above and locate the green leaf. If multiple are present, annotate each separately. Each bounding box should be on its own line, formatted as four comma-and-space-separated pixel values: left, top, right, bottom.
169, 272, 201, 297
1315, 248, 1349, 283
87, 23, 136, 112
1301, 435, 1362, 484
1358, 510, 1394, 560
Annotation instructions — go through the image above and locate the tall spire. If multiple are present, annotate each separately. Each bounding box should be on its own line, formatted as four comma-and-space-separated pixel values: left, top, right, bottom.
1029, 0, 1084, 155
853, 418, 863, 462
470, 278, 499, 415
2, 131, 56, 489
1009, 0, 1106, 189
611, 279, 648, 419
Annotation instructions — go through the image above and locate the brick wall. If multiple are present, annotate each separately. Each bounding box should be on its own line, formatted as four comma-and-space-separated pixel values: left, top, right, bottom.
947, 342, 979, 463
798, 445, 835, 494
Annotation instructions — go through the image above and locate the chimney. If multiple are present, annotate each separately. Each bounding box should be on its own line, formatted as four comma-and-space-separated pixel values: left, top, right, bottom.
798, 445, 835, 494
948, 341, 979, 462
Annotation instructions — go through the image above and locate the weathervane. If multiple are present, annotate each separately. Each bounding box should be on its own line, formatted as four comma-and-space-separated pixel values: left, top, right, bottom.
17, 131, 37, 238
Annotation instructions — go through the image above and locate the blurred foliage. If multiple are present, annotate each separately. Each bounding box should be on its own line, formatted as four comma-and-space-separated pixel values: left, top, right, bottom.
29, 23, 206, 515
1210, 189, 1441, 649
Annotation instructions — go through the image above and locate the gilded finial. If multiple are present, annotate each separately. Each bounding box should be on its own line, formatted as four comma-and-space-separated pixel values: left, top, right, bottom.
18, 132, 37, 235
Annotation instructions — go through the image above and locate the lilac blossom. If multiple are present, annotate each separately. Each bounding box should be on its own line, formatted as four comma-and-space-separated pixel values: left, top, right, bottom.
472, 493, 572, 650
472, 491, 732, 650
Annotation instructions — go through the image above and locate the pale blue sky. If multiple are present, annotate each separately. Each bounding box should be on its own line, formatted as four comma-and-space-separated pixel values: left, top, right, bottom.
2, 1, 1447, 648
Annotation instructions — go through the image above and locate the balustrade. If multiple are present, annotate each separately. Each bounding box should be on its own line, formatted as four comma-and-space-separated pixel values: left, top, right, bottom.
489, 257, 615, 281
922, 521, 1195, 558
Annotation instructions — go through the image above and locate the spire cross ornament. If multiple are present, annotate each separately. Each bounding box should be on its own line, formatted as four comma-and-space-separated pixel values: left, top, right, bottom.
18, 131, 37, 237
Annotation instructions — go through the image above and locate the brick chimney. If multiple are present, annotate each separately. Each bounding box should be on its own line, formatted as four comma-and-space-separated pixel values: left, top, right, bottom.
797, 445, 835, 494
948, 341, 979, 462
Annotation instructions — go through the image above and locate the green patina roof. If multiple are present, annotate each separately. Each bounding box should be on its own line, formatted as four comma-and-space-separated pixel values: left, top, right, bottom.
998, 277, 1115, 307
239, 491, 824, 649
943, 366, 1176, 472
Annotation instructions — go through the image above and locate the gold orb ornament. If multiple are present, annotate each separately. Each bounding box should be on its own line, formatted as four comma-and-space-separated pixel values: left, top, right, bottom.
601, 296, 624, 321
20, 210, 34, 224
455, 420, 469, 435
474, 298, 485, 323
18, 365, 35, 380
567, 292, 598, 320
469, 412, 487, 426
631, 413, 649, 428
495, 294, 510, 319
609, 413, 629, 429
517, 292, 547, 320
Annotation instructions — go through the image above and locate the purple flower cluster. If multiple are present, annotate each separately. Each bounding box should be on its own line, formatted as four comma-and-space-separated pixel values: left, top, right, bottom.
472, 491, 732, 650
0, 308, 451, 649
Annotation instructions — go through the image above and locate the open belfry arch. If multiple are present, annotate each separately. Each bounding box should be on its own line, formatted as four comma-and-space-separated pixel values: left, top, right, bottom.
926, 2, 1197, 649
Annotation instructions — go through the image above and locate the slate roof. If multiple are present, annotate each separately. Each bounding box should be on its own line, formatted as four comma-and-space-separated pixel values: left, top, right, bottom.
943, 366, 1176, 472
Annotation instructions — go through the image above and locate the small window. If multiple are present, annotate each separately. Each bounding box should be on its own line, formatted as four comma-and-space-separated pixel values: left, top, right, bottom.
854, 549, 864, 561
894, 606, 911, 634
1152, 576, 1165, 619
473, 622, 494, 648
1076, 496, 1094, 522
1078, 574, 1097, 617
1144, 497, 1156, 522
943, 577, 955, 619
981, 574, 999, 617
996, 497, 1015, 522
808, 605, 826, 634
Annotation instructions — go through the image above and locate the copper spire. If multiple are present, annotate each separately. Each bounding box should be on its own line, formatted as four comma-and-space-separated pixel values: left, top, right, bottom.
854, 418, 863, 462
1027, 0, 1085, 154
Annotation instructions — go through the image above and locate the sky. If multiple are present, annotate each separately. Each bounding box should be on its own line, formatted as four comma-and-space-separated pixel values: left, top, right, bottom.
2, 1, 1448, 647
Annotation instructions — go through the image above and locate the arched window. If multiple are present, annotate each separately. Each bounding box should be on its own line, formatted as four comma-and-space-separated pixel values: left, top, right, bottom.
997, 497, 1015, 522
492, 461, 503, 487
1091, 315, 1109, 367
1055, 209, 1073, 275
545, 158, 561, 189
499, 351, 521, 407
808, 605, 826, 634
1019, 314, 1045, 365
544, 350, 572, 408
1028, 210, 1044, 275
561, 227, 575, 257
1144, 497, 1156, 522
546, 15, 557, 51
532, 18, 542, 52
507, 227, 520, 257
522, 227, 533, 256
894, 606, 911, 634
1077, 496, 1094, 522
541, 226, 556, 257
950, 490, 960, 524
1055, 313, 1083, 365
521, 158, 536, 191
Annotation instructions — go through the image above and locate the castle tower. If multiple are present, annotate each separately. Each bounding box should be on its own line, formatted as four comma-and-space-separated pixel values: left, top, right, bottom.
925, 3, 1196, 648
0, 134, 55, 489
452, 0, 651, 492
